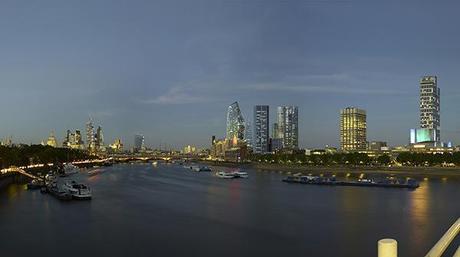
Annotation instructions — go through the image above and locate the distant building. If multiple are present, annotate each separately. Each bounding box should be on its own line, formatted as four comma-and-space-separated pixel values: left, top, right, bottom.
226, 102, 246, 141
134, 134, 145, 153
270, 138, 283, 152
109, 138, 123, 152
410, 128, 437, 145
253, 105, 269, 153
95, 126, 105, 152
46, 131, 58, 147
368, 141, 387, 151
183, 145, 197, 154
340, 107, 367, 151
86, 118, 95, 152
272, 123, 280, 139
276, 106, 299, 149
419, 76, 440, 142
244, 120, 253, 149
63, 130, 85, 150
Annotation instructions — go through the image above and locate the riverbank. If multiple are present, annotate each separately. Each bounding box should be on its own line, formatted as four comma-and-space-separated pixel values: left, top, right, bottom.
201, 161, 460, 180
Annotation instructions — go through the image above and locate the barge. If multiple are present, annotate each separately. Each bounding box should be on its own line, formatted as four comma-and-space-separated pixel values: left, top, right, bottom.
282, 175, 419, 189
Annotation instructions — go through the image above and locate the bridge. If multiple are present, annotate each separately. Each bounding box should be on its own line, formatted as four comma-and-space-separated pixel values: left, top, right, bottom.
5, 167, 43, 181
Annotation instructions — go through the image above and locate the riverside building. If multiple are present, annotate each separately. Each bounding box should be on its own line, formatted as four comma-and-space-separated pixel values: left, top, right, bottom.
276, 106, 299, 149
340, 107, 367, 151
253, 105, 269, 153
419, 76, 440, 142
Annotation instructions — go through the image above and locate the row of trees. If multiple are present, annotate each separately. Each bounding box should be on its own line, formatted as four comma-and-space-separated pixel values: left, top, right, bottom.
251, 152, 460, 167
0, 145, 94, 168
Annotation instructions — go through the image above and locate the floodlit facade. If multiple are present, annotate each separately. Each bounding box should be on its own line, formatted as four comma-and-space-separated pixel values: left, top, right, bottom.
63, 130, 85, 150
277, 106, 299, 149
109, 138, 123, 152
46, 131, 58, 147
226, 102, 245, 141
419, 76, 440, 141
253, 105, 269, 153
340, 107, 367, 151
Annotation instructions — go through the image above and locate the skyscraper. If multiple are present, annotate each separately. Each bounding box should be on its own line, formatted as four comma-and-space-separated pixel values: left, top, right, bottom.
253, 105, 269, 153
226, 102, 245, 142
134, 134, 145, 152
419, 76, 440, 141
277, 106, 299, 149
95, 126, 105, 151
244, 120, 253, 149
340, 107, 367, 151
86, 118, 95, 151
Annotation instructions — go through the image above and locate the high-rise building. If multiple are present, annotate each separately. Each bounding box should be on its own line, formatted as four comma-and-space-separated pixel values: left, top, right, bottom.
134, 134, 145, 152
419, 76, 440, 141
272, 123, 279, 139
340, 107, 367, 151
244, 121, 253, 149
86, 118, 95, 151
95, 126, 105, 152
63, 130, 85, 149
226, 102, 245, 142
253, 105, 269, 153
277, 106, 299, 149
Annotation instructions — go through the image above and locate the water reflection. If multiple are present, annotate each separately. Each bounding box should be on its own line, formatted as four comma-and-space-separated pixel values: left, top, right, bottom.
408, 181, 430, 251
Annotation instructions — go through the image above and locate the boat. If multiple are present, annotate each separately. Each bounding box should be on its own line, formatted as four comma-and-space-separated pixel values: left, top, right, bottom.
192, 166, 212, 172
27, 179, 45, 190
216, 171, 236, 179
62, 181, 92, 200
234, 171, 248, 178
216, 171, 248, 179
282, 175, 419, 189
59, 163, 80, 177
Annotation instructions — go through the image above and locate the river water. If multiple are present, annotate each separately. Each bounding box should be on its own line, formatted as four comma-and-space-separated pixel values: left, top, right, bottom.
0, 163, 459, 257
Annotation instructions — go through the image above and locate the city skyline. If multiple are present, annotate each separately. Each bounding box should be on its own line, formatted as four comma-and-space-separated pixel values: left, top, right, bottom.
1, 1, 460, 148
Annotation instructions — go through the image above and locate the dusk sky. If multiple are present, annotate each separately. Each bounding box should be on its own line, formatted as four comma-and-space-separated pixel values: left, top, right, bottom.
1, 0, 460, 149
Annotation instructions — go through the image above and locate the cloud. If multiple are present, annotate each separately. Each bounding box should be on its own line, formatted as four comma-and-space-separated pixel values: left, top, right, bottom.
247, 83, 403, 95
140, 87, 212, 105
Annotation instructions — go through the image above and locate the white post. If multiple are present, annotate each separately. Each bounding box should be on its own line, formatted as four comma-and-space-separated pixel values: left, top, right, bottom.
378, 238, 398, 257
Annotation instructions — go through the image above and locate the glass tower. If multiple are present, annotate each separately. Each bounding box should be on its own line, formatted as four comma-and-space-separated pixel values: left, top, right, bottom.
226, 102, 245, 141
277, 106, 299, 149
419, 76, 440, 142
340, 107, 367, 151
253, 105, 269, 153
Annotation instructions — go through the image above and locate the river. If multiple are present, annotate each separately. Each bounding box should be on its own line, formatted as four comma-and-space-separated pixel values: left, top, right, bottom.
0, 163, 459, 257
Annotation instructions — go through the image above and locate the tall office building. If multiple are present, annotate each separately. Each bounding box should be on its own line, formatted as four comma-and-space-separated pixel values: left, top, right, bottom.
253, 105, 269, 153
340, 107, 367, 151
419, 76, 440, 141
86, 118, 95, 151
134, 134, 145, 152
226, 102, 245, 142
95, 126, 105, 151
244, 121, 253, 149
277, 106, 299, 149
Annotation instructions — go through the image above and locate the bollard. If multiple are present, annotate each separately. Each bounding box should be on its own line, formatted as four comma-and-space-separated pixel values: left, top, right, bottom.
378, 238, 398, 257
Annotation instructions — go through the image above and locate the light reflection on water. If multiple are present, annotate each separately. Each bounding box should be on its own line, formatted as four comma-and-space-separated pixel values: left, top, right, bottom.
0, 164, 458, 257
